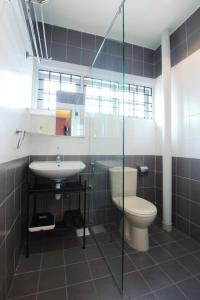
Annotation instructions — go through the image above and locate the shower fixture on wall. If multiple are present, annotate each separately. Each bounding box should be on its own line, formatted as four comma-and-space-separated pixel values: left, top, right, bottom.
24, 0, 50, 63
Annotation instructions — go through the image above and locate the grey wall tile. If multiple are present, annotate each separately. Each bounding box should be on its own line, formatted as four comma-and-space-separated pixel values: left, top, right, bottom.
176, 215, 189, 235
125, 43, 132, 59
52, 26, 67, 44
67, 45, 81, 64
144, 48, 154, 63
132, 45, 143, 61
190, 222, 200, 242
81, 49, 96, 66
156, 172, 162, 189
144, 63, 154, 78
0, 165, 6, 205
176, 196, 189, 219
188, 29, 200, 56
132, 60, 143, 76
95, 35, 104, 50
82, 32, 95, 50
177, 157, 190, 178
38, 22, 52, 42
156, 156, 162, 172
176, 177, 190, 199
0, 203, 5, 245
144, 156, 155, 171
191, 158, 200, 180
171, 23, 186, 50
51, 42, 66, 62
190, 180, 200, 204
144, 171, 155, 188
186, 8, 200, 37
67, 29, 81, 47
125, 58, 133, 75
108, 40, 122, 57
174, 41, 188, 65
190, 202, 200, 226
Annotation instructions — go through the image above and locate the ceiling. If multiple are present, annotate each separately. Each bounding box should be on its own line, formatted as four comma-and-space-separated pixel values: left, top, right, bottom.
35, 0, 200, 49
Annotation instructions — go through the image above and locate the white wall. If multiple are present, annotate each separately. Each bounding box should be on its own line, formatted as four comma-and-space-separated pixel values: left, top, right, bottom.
0, 0, 33, 163
154, 49, 200, 159
29, 59, 157, 156
171, 50, 200, 159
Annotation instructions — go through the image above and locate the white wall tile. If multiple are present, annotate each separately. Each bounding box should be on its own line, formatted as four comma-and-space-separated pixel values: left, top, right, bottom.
0, 0, 33, 163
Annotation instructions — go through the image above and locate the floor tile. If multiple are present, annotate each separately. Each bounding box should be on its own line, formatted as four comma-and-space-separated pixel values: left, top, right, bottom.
124, 241, 138, 254
178, 238, 200, 252
12, 296, 36, 300
136, 293, 156, 300
8, 272, 39, 298
101, 242, 122, 258
68, 281, 98, 300
160, 259, 191, 283
149, 224, 163, 235
42, 250, 64, 269
163, 241, 187, 258
89, 258, 109, 279
168, 229, 188, 241
39, 267, 66, 292
148, 246, 173, 263
85, 245, 102, 260
43, 238, 64, 252
63, 237, 81, 249
129, 252, 155, 270
155, 285, 187, 300
149, 238, 158, 248
64, 247, 86, 265
95, 276, 124, 300
141, 266, 172, 291
124, 271, 150, 299
177, 254, 200, 275
151, 232, 174, 245
16, 254, 41, 274
178, 277, 200, 300
108, 255, 136, 275
66, 262, 91, 285
37, 287, 67, 300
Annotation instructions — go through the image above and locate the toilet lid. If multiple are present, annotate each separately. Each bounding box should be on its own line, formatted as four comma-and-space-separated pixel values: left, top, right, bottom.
112, 196, 157, 216
125, 196, 157, 216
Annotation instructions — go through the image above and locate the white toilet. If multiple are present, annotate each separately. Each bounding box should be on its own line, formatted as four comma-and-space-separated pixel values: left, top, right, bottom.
109, 167, 157, 252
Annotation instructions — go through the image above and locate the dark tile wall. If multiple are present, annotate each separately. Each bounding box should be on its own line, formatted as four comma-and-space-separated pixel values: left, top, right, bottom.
170, 8, 200, 67
36, 22, 156, 78
172, 157, 200, 242
0, 157, 29, 300
29, 155, 157, 227
155, 155, 200, 244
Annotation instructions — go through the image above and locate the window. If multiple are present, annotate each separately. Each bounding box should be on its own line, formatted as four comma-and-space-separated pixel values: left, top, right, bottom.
37, 70, 153, 119
37, 70, 81, 110
84, 77, 153, 119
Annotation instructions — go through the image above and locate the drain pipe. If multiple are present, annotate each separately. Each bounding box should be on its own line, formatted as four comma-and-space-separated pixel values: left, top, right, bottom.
161, 30, 172, 232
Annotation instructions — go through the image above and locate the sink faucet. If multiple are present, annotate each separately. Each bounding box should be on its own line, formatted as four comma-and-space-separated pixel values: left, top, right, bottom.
56, 154, 62, 164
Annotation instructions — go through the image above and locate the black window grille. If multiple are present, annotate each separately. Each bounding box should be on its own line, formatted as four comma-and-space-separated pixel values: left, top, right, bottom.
37, 70, 153, 119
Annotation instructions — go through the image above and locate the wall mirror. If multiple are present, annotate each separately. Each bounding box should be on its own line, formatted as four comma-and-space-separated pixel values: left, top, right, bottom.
29, 91, 85, 137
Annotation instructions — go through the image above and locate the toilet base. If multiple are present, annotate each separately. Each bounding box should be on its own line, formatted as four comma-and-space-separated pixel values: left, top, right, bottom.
124, 219, 149, 252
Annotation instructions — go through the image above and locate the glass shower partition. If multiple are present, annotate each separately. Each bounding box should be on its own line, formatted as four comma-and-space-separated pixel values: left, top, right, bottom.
87, 3, 125, 290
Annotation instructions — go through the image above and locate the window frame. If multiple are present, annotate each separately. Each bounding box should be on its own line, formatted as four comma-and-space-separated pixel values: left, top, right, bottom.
33, 65, 154, 120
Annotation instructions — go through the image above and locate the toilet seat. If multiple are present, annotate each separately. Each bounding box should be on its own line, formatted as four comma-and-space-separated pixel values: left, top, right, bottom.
113, 196, 157, 217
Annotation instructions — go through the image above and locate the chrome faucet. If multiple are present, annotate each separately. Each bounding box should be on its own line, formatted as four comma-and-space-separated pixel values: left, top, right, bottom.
56, 154, 61, 164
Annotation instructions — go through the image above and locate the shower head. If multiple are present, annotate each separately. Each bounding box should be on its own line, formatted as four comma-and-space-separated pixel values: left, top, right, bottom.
31, 0, 49, 4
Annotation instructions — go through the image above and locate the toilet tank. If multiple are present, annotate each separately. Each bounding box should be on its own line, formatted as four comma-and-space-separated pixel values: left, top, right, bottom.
109, 167, 137, 198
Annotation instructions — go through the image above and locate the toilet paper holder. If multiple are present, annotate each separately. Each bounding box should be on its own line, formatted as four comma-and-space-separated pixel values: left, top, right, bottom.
137, 166, 149, 176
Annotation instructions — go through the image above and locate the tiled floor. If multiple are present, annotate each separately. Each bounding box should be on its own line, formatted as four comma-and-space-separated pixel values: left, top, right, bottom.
7, 221, 200, 300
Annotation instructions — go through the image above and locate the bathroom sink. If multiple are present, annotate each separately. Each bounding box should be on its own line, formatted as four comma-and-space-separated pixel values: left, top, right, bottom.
29, 161, 86, 180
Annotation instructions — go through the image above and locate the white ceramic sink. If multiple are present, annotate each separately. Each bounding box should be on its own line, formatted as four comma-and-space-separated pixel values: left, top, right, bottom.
29, 161, 86, 180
